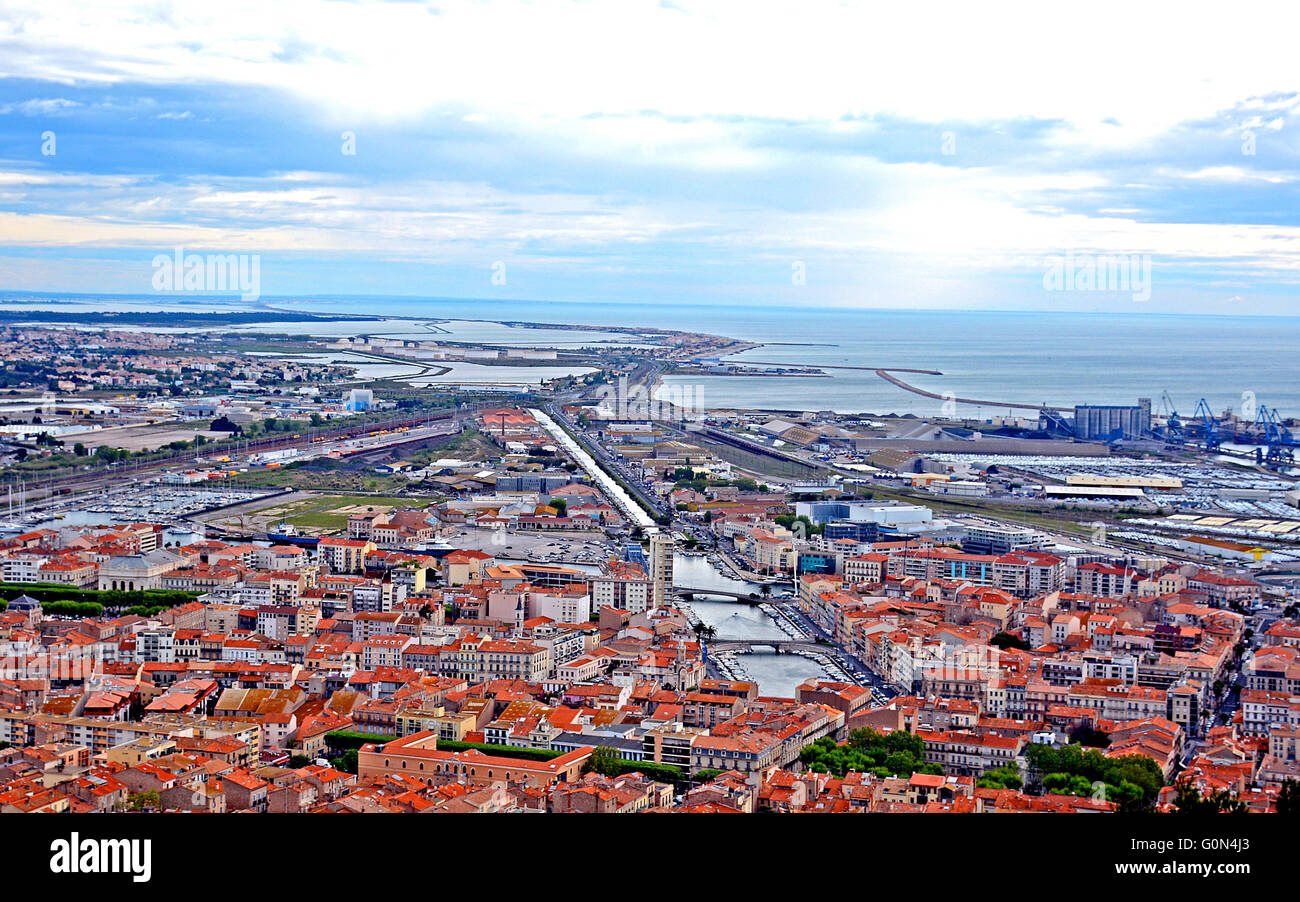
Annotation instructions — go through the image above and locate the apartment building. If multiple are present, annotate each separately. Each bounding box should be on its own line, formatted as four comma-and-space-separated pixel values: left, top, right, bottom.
316, 538, 375, 574
917, 729, 1025, 776
357, 731, 591, 787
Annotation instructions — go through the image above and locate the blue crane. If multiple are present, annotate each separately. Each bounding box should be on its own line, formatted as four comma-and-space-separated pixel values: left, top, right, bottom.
1157, 390, 1183, 444
1254, 405, 1296, 467
1193, 398, 1221, 452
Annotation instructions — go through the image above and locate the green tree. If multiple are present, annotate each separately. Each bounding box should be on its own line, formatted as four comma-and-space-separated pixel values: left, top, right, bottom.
331, 749, 359, 774
1043, 772, 1094, 797
799, 729, 938, 779
1274, 778, 1299, 814
976, 766, 1023, 790
1025, 742, 1163, 806
584, 744, 623, 777
127, 790, 160, 811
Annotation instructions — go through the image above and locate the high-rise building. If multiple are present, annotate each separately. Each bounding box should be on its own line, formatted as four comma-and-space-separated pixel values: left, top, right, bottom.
648, 532, 675, 609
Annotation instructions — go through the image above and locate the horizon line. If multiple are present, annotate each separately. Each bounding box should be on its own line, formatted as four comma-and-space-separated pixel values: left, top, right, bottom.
2, 290, 1299, 321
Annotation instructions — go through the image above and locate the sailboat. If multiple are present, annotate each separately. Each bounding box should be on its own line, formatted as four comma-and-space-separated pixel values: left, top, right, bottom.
0, 483, 24, 533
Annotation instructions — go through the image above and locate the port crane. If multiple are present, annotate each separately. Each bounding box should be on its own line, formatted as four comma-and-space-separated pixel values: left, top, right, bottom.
1193, 398, 1221, 452
1252, 405, 1296, 468
1156, 390, 1184, 445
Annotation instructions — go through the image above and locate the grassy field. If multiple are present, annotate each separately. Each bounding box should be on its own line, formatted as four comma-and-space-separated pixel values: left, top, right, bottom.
274, 494, 416, 532
208, 491, 431, 536
237, 464, 416, 494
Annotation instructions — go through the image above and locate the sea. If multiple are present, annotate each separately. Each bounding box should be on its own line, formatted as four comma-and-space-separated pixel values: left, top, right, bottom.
5, 292, 1300, 419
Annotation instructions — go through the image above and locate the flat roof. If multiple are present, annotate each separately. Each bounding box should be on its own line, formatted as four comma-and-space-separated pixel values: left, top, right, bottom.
1043, 485, 1145, 498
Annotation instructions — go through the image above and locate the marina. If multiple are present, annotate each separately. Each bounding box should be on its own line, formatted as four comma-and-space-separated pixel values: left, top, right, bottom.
1, 481, 268, 542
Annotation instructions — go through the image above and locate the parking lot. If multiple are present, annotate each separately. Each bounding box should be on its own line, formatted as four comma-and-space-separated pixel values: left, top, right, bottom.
445, 525, 620, 566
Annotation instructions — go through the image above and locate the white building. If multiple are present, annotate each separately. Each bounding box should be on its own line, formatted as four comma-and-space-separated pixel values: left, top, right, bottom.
530, 589, 591, 625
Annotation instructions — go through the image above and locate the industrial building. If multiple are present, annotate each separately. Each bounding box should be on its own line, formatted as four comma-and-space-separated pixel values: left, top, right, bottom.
1071, 399, 1151, 440
794, 500, 933, 529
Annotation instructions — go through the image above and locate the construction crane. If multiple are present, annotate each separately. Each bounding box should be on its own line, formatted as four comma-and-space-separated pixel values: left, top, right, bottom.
1193, 398, 1221, 452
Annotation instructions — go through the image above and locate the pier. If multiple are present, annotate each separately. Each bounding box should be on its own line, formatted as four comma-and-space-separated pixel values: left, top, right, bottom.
874, 369, 1073, 413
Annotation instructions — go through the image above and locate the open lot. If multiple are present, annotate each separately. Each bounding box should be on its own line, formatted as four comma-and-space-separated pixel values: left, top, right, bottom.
201, 491, 429, 536
56, 423, 225, 452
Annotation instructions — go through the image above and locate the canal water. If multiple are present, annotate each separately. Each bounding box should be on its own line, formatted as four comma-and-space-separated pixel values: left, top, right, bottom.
674, 554, 825, 697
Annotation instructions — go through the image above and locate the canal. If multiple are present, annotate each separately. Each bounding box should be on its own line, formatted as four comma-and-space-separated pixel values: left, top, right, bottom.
673, 553, 826, 696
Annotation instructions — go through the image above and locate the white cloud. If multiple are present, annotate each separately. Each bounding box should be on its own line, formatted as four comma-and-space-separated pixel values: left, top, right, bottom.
3, 1, 1300, 305
2, 0, 1297, 144
1179, 165, 1295, 184
0, 97, 79, 115
4, 156, 1300, 285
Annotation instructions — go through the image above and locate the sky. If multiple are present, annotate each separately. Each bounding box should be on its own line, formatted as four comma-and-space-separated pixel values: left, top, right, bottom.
1, 0, 1299, 315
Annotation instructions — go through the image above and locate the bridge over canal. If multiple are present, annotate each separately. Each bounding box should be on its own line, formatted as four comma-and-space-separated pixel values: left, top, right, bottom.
707, 639, 830, 655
